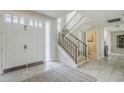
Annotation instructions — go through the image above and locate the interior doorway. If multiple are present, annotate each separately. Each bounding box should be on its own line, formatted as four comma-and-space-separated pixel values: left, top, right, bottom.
87, 31, 97, 60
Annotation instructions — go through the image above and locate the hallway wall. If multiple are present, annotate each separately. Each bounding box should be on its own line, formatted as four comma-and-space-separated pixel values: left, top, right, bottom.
97, 27, 104, 59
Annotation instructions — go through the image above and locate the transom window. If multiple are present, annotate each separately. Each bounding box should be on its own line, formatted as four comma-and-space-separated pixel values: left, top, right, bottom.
39, 21, 43, 28
29, 19, 33, 26
19, 17, 24, 25
5, 14, 11, 23
13, 16, 18, 23
34, 20, 38, 27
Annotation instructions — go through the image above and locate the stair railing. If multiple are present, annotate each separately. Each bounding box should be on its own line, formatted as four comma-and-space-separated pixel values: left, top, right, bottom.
58, 32, 78, 64
69, 33, 87, 60
63, 11, 78, 30
62, 11, 84, 35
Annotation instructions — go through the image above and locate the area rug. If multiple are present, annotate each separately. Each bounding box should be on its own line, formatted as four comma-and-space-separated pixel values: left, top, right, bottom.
22, 64, 97, 82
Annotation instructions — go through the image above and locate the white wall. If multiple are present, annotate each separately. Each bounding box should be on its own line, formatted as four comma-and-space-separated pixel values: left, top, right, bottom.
110, 31, 124, 54
49, 19, 57, 61
97, 27, 104, 59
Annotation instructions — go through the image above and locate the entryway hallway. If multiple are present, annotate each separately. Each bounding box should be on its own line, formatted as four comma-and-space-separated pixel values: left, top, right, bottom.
0, 54, 124, 82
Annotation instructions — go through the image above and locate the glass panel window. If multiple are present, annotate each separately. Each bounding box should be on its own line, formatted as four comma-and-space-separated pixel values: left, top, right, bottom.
34, 20, 38, 27
29, 19, 33, 26
20, 17, 24, 25
13, 16, 18, 23
39, 21, 43, 28
57, 17, 62, 32
5, 14, 11, 23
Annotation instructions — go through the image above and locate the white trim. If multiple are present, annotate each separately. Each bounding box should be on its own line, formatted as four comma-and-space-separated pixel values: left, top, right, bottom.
45, 21, 51, 62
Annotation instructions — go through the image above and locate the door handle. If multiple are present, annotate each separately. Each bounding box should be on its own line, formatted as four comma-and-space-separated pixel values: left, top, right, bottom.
24, 25, 27, 30
24, 45, 27, 49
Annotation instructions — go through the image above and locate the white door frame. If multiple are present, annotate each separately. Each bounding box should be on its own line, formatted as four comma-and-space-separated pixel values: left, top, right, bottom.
45, 21, 51, 62
0, 11, 3, 74
86, 30, 98, 59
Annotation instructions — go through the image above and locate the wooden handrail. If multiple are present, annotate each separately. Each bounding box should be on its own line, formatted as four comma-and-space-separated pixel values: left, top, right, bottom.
59, 32, 77, 47
69, 33, 87, 45
58, 32, 87, 64
63, 11, 78, 29
58, 32, 78, 64
68, 33, 87, 60
69, 16, 84, 31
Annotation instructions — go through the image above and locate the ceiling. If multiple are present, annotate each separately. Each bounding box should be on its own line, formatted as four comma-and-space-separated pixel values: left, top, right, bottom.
35, 10, 72, 18
35, 10, 124, 30
79, 10, 124, 26
35, 10, 124, 24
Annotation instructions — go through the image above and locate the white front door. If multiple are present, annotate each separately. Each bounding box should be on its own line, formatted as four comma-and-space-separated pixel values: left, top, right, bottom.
27, 17, 43, 64
12, 14, 27, 67
1, 11, 44, 71
2, 11, 27, 69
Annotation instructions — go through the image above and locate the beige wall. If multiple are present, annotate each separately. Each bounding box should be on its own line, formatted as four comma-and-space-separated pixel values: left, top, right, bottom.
110, 31, 124, 54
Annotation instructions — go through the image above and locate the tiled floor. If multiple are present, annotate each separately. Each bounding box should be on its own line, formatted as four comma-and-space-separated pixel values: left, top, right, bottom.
0, 54, 124, 82
78, 54, 124, 82
0, 62, 61, 82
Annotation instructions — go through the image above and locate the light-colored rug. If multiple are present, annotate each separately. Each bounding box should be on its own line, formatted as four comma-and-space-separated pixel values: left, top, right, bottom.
23, 64, 97, 82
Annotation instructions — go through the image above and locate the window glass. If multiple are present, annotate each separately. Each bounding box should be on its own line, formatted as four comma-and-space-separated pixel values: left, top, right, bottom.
39, 21, 43, 28
20, 17, 24, 25
29, 19, 33, 26
57, 17, 62, 32
57, 17, 62, 24
5, 14, 11, 23
34, 20, 38, 27
13, 16, 18, 23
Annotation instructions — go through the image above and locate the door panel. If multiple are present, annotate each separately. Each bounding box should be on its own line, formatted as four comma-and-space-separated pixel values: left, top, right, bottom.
1, 11, 43, 70
2, 12, 15, 69
13, 17, 27, 67
2, 12, 27, 69
27, 17, 43, 64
